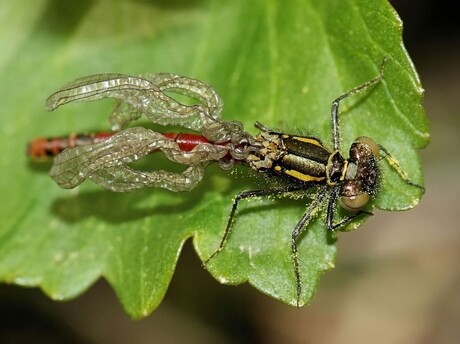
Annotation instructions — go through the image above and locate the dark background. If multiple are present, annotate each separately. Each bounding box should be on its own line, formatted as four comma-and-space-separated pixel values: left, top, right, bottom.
1, 0, 459, 343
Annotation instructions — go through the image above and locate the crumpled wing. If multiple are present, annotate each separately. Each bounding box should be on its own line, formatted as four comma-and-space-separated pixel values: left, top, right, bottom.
49, 127, 230, 191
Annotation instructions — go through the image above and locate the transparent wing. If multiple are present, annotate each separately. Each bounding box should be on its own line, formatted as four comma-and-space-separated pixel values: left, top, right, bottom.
89, 165, 206, 192
46, 73, 220, 132
142, 73, 223, 119
46, 73, 252, 144
45, 74, 153, 110
49, 127, 230, 191
142, 73, 246, 143
109, 100, 143, 130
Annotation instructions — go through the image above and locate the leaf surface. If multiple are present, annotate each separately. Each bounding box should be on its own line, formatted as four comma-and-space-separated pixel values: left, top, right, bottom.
0, 0, 428, 317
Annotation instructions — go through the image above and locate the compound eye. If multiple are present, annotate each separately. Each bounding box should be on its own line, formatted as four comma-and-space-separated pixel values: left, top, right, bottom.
340, 193, 370, 212
356, 136, 380, 158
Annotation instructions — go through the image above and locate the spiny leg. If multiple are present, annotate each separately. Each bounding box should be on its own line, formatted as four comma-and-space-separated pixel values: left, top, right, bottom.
291, 186, 327, 307
378, 144, 425, 191
203, 184, 308, 266
331, 57, 388, 151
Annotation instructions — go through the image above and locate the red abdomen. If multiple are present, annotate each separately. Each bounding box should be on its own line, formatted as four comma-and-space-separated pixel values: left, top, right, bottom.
27, 131, 225, 160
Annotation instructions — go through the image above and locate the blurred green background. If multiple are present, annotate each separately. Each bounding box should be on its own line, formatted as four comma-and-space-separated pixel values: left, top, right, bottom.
0, 0, 458, 343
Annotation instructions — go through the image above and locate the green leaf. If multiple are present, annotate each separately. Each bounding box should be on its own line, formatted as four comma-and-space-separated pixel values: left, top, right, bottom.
0, 0, 428, 317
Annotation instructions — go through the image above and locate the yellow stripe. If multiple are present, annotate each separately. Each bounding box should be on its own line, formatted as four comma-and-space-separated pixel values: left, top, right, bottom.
340, 160, 349, 181
284, 169, 325, 182
292, 136, 323, 147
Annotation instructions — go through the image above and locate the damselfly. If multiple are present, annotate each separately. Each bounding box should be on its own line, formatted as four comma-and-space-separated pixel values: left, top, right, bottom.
29, 60, 424, 306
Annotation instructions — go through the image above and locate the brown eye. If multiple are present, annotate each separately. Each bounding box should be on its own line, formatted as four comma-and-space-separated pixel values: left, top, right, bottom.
340, 193, 370, 212
356, 136, 380, 158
